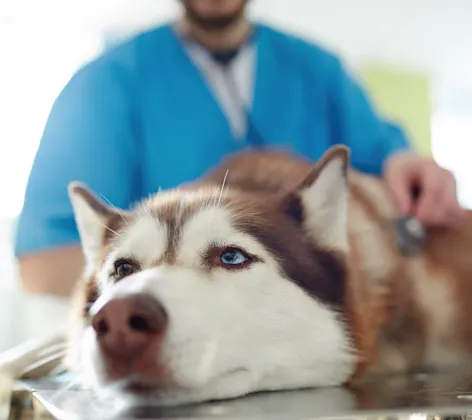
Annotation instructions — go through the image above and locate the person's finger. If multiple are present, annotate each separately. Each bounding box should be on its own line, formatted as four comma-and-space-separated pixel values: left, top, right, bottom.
416, 191, 447, 225
415, 168, 459, 226
385, 165, 417, 215
437, 189, 468, 228
453, 207, 469, 227
437, 173, 467, 228
414, 168, 446, 224
443, 204, 468, 229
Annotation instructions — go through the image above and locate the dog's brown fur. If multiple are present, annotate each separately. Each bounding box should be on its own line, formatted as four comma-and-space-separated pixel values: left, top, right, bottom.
72, 146, 472, 384
199, 147, 472, 379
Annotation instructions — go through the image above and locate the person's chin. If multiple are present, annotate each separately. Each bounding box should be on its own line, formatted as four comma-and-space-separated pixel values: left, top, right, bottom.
182, 0, 249, 30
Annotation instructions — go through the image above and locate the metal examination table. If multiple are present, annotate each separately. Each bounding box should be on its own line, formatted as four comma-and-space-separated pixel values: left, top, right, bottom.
8, 369, 472, 419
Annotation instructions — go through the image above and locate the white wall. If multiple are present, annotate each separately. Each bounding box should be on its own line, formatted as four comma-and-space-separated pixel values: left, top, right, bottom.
3, 0, 472, 84
251, 0, 472, 86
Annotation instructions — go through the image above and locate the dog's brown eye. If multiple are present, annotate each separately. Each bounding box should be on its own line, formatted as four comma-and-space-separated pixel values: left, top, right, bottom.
113, 259, 137, 280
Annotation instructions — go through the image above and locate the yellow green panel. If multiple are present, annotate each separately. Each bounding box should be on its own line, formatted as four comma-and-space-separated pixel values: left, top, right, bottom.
359, 63, 432, 156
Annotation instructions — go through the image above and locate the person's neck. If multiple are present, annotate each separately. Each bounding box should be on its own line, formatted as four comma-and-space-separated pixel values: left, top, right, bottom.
178, 16, 253, 52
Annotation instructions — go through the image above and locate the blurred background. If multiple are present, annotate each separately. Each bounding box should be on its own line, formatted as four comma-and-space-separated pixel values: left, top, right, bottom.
0, 0, 471, 351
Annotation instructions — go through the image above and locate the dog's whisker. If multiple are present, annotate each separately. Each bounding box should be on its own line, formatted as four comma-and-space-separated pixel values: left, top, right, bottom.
100, 194, 128, 223
100, 194, 116, 208
99, 222, 124, 239
216, 169, 229, 207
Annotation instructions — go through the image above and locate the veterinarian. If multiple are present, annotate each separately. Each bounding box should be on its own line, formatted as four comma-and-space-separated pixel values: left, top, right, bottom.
15, 0, 467, 298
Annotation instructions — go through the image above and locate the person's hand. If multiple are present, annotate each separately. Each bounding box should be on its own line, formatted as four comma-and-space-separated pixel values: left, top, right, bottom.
383, 151, 468, 229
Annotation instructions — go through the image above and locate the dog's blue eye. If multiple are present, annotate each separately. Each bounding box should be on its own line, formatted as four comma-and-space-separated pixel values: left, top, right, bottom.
220, 248, 249, 266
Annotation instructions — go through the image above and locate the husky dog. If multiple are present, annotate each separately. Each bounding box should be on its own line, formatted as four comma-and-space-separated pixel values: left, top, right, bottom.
66, 145, 472, 407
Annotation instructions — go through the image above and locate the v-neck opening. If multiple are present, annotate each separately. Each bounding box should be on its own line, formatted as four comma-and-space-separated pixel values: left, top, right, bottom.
162, 23, 265, 146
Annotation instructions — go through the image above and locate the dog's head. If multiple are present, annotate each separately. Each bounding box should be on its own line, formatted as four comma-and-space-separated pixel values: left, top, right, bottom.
67, 146, 357, 407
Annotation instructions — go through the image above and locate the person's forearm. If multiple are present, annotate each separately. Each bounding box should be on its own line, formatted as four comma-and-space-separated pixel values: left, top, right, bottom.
18, 245, 84, 298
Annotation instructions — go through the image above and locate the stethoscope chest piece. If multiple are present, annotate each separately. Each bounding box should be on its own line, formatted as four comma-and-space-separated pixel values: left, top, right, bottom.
395, 216, 427, 256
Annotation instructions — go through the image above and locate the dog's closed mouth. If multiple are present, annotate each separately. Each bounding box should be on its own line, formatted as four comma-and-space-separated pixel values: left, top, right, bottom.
123, 380, 161, 395
117, 374, 172, 396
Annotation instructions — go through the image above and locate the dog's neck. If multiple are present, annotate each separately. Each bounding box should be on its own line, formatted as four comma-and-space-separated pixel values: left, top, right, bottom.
344, 172, 412, 378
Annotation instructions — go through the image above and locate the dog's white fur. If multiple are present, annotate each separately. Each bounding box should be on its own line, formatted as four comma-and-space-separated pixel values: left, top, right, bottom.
68, 153, 356, 407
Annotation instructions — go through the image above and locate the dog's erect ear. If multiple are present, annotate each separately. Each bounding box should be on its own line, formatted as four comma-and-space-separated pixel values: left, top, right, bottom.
283, 145, 350, 252
68, 182, 127, 267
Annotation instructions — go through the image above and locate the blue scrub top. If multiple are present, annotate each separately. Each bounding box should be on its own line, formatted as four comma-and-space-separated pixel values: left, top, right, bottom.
14, 23, 410, 257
